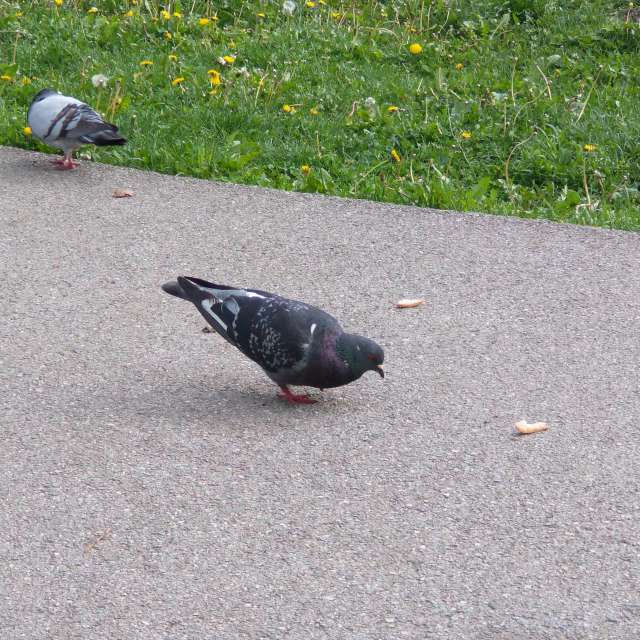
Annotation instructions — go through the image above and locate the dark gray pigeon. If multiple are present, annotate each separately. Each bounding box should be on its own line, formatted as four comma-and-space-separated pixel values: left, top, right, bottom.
27, 88, 126, 170
162, 276, 385, 404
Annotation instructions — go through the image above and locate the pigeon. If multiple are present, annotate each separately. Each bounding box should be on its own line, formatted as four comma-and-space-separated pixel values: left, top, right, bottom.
162, 276, 385, 404
27, 88, 126, 170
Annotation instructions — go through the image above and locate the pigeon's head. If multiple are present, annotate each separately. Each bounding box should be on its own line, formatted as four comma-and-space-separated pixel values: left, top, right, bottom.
337, 334, 385, 381
32, 88, 58, 103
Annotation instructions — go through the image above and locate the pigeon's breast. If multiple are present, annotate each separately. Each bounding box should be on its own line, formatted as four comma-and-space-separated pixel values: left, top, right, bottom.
28, 95, 83, 144
289, 331, 352, 389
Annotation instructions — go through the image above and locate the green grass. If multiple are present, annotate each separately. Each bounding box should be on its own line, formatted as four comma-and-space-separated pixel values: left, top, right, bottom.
2, 0, 640, 229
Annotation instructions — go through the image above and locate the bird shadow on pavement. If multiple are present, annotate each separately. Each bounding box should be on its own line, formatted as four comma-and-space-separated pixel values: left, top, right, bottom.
73, 367, 356, 431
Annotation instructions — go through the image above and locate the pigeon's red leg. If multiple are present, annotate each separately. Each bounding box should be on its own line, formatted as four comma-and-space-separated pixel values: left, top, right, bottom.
50, 157, 66, 166
277, 386, 316, 404
59, 153, 79, 170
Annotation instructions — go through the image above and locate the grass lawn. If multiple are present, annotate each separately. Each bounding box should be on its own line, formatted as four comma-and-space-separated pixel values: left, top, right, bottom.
1, 0, 640, 230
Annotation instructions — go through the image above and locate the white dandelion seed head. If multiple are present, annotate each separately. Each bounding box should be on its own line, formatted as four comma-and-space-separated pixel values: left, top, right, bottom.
364, 97, 376, 109
91, 74, 108, 88
282, 0, 296, 16
217, 56, 227, 65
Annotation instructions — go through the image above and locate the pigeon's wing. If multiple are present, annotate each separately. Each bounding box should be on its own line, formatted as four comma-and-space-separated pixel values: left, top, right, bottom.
58, 103, 125, 145
230, 296, 341, 375
63, 103, 112, 139
168, 276, 274, 347
188, 287, 317, 372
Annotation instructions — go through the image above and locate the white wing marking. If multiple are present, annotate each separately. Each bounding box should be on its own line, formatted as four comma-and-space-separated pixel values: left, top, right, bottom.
201, 298, 227, 332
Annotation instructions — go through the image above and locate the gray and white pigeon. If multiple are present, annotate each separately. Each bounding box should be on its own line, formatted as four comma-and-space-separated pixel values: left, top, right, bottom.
27, 88, 126, 170
162, 276, 385, 404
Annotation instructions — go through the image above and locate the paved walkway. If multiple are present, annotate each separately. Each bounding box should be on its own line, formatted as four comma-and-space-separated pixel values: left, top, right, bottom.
2, 146, 639, 639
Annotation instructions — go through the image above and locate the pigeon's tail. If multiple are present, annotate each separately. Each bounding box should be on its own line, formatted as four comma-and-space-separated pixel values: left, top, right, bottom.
162, 276, 225, 301
83, 126, 127, 146
163, 276, 236, 344
161, 280, 188, 300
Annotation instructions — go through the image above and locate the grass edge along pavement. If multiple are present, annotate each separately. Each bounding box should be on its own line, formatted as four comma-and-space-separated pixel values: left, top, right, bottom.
2, 0, 640, 230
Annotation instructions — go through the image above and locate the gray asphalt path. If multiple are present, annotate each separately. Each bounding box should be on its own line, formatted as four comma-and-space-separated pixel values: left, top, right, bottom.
1, 146, 639, 639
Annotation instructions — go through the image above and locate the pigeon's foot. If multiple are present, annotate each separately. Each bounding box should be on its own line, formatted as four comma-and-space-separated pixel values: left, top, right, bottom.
51, 156, 79, 170
278, 386, 317, 405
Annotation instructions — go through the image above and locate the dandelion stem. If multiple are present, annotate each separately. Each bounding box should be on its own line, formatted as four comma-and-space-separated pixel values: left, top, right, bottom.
353, 159, 389, 190
512, 90, 545, 129
12, 31, 19, 65
534, 63, 552, 100
254, 73, 267, 107
510, 58, 518, 107
435, 6, 451, 35
582, 154, 591, 208
504, 130, 537, 203
576, 66, 603, 123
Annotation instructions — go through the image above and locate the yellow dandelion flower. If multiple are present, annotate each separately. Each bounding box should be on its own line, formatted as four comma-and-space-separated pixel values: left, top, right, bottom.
309, 107, 319, 116
54, 0, 63, 6
306, 1, 316, 7
391, 148, 401, 163
124, 10, 134, 17
211, 15, 219, 21
0, 75, 13, 81
301, 165, 311, 175
223, 55, 236, 64
168, 54, 178, 61
160, 10, 171, 20
455, 63, 464, 70
172, 12, 182, 18
163, 31, 172, 39
331, 11, 341, 18
140, 60, 153, 66
87, 7, 98, 14
171, 76, 185, 86
209, 70, 222, 85
461, 131, 472, 139
257, 12, 266, 18
15, 11, 23, 16
583, 144, 597, 152
408, 43, 423, 55
387, 105, 399, 113
198, 17, 210, 26
282, 104, 293, 113
21, 77, 32, 85
23, 126, 32, 136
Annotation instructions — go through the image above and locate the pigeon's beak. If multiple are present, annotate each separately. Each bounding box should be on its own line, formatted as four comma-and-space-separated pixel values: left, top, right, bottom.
375, 364, 385, 378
